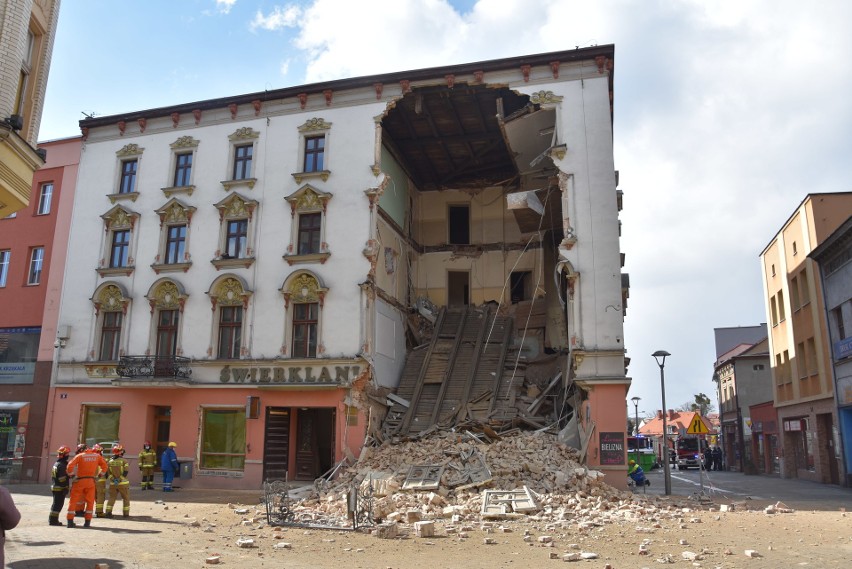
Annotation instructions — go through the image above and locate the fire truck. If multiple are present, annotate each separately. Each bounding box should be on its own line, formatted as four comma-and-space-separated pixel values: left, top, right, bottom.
674, 435, 709, 470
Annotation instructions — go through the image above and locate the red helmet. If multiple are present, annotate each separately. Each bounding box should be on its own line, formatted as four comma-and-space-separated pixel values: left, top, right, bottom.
91, 444, 103, 453
56, 446, 70, 456
143, 440, 152, 448
75, 443, 87, 454
112, 445, 124, 455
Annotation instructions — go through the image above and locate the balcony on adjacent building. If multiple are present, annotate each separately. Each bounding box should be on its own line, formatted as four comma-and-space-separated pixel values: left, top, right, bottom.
116, 355, 192, 380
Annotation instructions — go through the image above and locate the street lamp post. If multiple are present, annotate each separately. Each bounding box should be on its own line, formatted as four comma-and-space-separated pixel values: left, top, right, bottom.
631, 396, 641, 436
653, 350, 672, 495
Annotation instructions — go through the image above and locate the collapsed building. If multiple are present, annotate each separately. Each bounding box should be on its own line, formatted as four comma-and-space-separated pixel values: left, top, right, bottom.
46, 46, 630, 490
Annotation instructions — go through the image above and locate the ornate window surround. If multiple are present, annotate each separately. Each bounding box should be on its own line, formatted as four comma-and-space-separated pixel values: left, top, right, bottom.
109, 144, 144, 204
161, 136, 200, 198
279, 270, 328, 358
292, 118, 332, 184
211, 192, 258, 270
206, 274, 253, 359
97, 205, 140, 277
221, 127, 260, 191
90, 282, 131, 361
145, 278, 189, 356
283, 184, 332, 265
152, 198, 196, 274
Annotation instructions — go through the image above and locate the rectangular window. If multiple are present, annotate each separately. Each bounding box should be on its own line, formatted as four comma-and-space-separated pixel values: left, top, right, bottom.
174, 152, 192, 187
292, 302, 318, 358
448, 204, 470, 245
13, 31, 34, 116
233, 144, 252, 180
27, 247, 44, 285
225, 219, 248, 258
297, 213, 321, 255
156, 309, 179, 357
119, 159, 138, 194
200, 408, 246, 470
110, 230, 130, 268
0, 250, 9, 287
510, 271, 531, 304
778, 290, 786, 321
36, 183, 53, 215
99, 312, 123, 361
790, 276, 800, 311
797, 342, 807, 379
165, 225, 187, 264
770, 297, 778, 326
303, 135, 325, 172
835, 307, 847, 340
82, 406, 120, 447
806, 338, 818, 376
217, 306, 243, 359
799, 272, 809, 305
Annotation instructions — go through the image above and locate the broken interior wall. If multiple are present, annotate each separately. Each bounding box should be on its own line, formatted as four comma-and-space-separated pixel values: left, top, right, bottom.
411, 187, 547, 306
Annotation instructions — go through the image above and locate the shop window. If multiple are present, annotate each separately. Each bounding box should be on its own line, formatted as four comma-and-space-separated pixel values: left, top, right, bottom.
283, 184, 332, 265
152, 199, 196, 274
208, 275, 252, 360
200, 407, 246, 470
292, 118, 332, 183
82, 406, 121, 447
212, 193, 257, 270
111, 144, 145, 203
221, 127, 260, 191
98, 205, 139, 277
0, 326, 39, 382
280, 271, 327, 358
92, 283, 130, 362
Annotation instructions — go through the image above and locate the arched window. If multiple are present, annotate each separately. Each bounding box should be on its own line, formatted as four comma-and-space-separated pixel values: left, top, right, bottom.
145, 279, 188, 357
207, 275, 252, 360
91, 282, 131, 361
280, 271, 328, 358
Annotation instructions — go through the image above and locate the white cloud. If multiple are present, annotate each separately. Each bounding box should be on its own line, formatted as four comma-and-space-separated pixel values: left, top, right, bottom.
250, 4, 302, 31
216, 0, 238, 14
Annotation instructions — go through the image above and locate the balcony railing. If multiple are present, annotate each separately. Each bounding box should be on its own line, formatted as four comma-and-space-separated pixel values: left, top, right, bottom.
116, 355, 192, 380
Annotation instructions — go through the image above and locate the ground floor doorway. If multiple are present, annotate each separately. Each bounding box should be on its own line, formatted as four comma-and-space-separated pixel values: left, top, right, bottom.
263, 407, 336, 481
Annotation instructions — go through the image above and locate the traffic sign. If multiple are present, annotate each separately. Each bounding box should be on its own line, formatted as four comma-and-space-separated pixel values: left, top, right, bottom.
686, 415, 709, 435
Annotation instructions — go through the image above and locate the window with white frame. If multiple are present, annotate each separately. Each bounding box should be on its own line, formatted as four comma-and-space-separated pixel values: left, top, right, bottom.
292, 118, 332, 184
98, 205, 139, 276
222, 127, 259, 191
0, 250, 9, 287
36, 183, 53, 215
212, 193, 257, 270
145, 279, 187, 357
208, 275, 252, 360
200, 407, 246, 470
164, 136, 199, 195
281, 271, 327, 358
113, 144, 144, 201
27, 246, 44, 285
283, 184, 332, 265
82, 405, 121, 447
152, 199, 195, 274
92, 283, 130, 361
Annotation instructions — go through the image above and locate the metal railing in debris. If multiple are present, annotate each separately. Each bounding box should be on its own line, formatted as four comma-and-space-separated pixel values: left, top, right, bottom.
263, 471, 375, 531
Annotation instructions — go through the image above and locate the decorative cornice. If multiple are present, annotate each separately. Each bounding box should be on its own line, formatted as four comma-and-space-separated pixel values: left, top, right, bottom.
291, 170, 331, 184
107, 191, 140, 204
529, 91, 563, 105
211, 257, 255, 270
228, 127, 260, 141
170, 136, 200, 149
220, 178, 257, 191
151, 262, 192, 274
116, 144, 144, 157
283, 252, 331, 266
298, 118, 332, 133
161, 185, 195, 198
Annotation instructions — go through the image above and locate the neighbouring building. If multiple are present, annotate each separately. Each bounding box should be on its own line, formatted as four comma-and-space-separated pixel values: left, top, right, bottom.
0, 0, 60, 217
809, 215, 852, 486
0, 135, 81, 481
712, 326, 772, 473
760, 192, 852, 484
46, 47, 629, 489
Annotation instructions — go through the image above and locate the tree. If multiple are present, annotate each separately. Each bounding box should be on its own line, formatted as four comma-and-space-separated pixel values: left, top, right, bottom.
675, 393, 714, 416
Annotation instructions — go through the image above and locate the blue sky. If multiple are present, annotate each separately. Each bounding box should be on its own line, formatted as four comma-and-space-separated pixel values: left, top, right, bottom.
39, 0, 852, 418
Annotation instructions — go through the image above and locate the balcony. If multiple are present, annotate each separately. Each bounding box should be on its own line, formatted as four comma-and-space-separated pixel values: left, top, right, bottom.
116, 356, 192, 380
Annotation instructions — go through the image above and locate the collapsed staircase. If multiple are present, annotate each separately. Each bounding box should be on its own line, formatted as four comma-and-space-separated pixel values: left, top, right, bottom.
383, 305, 519, 438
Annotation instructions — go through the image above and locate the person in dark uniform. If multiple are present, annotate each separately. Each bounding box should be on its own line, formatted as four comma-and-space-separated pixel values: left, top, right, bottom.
49, 446, 71, 526
703, 446, 712, 470
712, 446, 723, 471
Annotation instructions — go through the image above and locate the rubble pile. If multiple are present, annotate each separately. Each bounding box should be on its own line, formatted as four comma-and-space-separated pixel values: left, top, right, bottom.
282, 428, 689, 530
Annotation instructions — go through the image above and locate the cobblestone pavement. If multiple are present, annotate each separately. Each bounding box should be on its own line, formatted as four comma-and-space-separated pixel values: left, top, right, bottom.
4, 484, 262, 569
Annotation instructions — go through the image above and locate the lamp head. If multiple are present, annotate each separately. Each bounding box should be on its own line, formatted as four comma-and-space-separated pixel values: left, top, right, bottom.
631, 396, 641, 405
652, 350, 671, 367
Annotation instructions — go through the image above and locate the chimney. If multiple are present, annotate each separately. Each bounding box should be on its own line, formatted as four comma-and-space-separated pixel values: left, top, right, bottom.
656, 410, 663, 419
668, 409, 675, 420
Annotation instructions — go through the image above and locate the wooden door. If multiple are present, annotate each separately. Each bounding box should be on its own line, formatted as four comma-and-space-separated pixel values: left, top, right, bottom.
154, 407, 170, 470
263, 408, 290, 482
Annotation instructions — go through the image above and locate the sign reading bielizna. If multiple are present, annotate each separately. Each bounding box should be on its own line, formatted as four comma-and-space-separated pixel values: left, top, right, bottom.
599, 432, 626, 465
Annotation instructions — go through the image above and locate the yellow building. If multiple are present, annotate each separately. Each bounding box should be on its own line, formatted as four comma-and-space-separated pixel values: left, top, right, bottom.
760, 192, 852, 484
0, 0, 59, 217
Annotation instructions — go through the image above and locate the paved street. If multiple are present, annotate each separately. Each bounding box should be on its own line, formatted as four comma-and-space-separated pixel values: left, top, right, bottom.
2, 472, 851, 568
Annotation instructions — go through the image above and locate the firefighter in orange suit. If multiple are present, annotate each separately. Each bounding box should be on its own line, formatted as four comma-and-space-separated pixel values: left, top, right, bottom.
105, 445, 130, 517
65, 445, 108, 528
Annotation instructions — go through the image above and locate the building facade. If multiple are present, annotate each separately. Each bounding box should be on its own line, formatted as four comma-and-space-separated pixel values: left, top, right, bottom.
809, 215, 852, 486
0, 135, 80, 481
46, 48, 629, 489
760, 192, 852, 484
0, 0, 59, 217
712, 329, 772, 473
